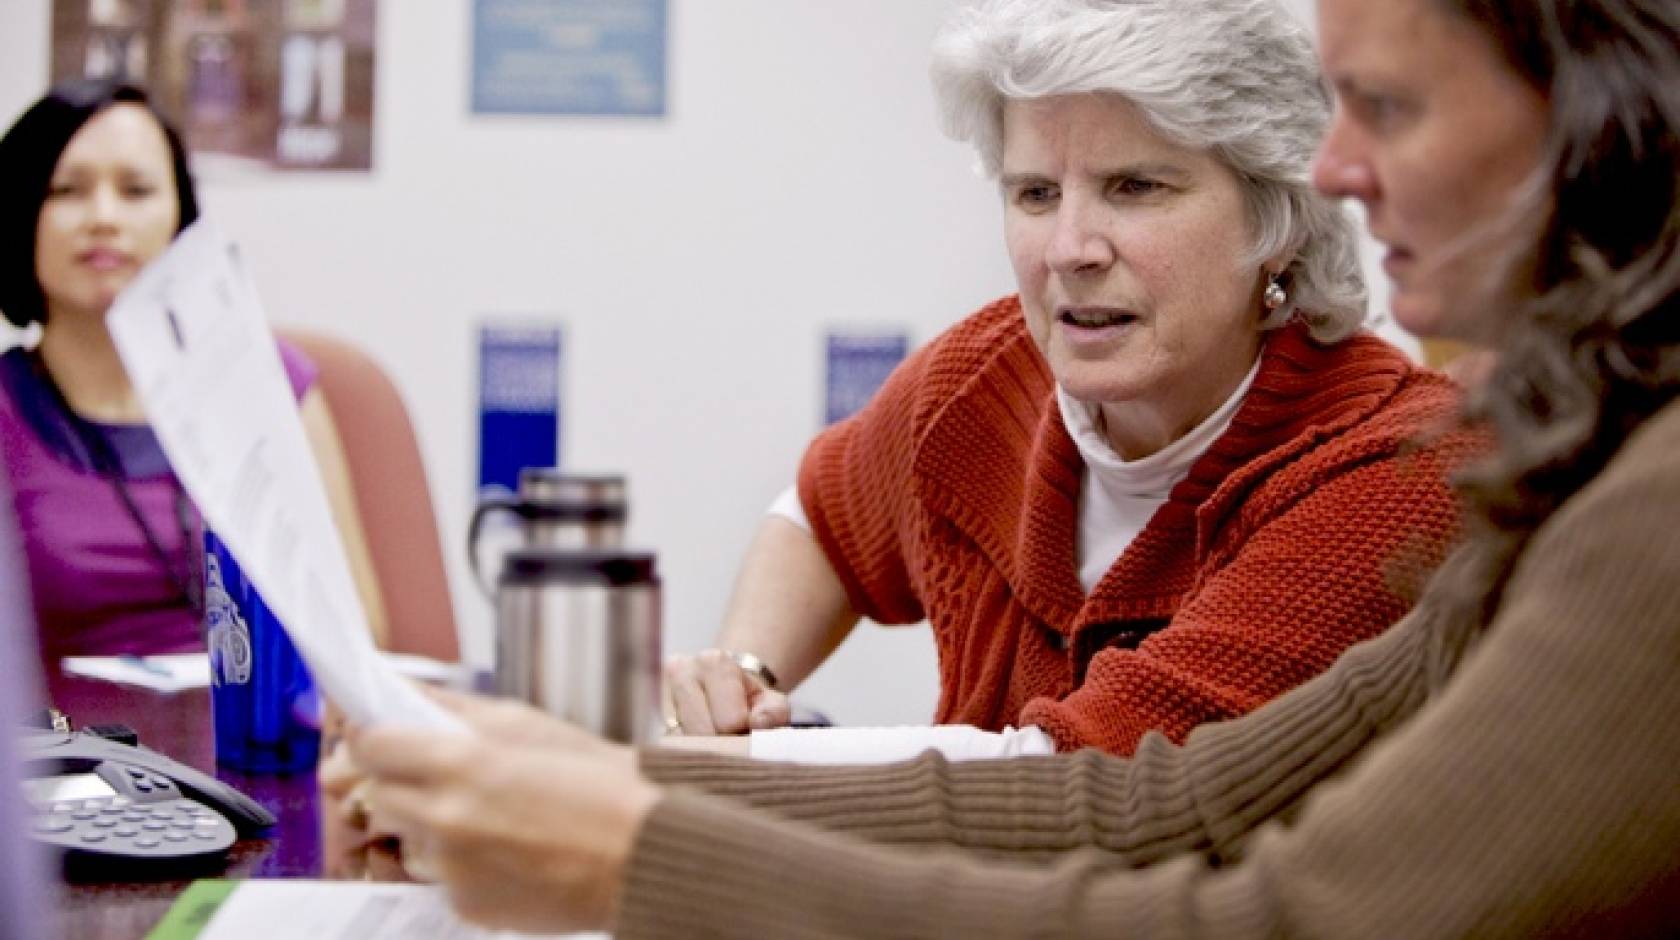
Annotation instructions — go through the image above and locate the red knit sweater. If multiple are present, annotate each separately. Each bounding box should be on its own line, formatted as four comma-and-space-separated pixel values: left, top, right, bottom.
798, 296, 1477, 754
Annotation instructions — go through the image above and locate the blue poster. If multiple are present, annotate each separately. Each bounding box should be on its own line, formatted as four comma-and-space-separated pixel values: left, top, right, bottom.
825, 332, 909, 426
472, 0, 667, 116
478, 323, 562, 493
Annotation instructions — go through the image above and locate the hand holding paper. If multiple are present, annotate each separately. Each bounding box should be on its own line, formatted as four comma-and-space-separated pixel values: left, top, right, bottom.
106, 220, 460, 732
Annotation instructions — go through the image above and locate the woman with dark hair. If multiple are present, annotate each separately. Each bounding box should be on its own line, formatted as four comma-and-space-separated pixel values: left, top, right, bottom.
0, 80, 386, 682
343, 0, 1680, 934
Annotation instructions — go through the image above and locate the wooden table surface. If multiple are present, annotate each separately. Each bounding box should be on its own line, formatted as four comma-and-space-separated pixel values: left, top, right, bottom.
44, 671, 324, 940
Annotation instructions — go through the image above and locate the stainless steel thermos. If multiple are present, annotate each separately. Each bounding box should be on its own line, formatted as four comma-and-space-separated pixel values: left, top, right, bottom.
492, 548, 662, 744
468, 470, 628, 596
475, 471, 662, 744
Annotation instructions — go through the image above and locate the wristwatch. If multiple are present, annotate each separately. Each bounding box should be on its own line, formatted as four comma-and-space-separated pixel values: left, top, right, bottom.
726, 650, 780, 692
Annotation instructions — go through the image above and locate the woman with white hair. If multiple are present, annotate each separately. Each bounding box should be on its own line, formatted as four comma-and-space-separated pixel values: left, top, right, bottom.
660, 0, 1474, 759
348, 0, 1680, 933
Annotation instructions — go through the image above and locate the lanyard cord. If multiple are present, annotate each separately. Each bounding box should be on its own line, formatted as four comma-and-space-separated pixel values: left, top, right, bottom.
29, 352, 204, 616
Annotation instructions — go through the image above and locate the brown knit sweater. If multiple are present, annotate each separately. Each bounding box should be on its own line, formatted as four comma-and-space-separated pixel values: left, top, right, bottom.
800, 296, 1473, 753
621, 399, 1680, 938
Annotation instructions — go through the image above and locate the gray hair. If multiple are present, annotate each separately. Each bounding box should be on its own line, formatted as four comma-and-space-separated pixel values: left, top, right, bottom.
931, 0, 1367, 341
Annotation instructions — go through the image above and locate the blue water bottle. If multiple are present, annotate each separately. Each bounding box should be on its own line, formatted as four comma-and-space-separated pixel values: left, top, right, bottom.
203, 531, 321, 773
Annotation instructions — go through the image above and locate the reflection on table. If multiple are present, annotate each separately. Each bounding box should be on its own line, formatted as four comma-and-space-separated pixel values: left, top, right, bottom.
45, 669, 323, 940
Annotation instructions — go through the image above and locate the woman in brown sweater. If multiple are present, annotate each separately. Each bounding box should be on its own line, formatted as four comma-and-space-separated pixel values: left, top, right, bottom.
343, 0, 1680, 935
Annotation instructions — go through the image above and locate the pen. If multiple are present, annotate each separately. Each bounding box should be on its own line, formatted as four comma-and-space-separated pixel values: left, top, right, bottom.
118, 654, 174, 679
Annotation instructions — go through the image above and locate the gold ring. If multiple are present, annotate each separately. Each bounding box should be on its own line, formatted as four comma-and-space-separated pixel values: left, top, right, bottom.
342, 781, 374, 829
664, 715, 682, 735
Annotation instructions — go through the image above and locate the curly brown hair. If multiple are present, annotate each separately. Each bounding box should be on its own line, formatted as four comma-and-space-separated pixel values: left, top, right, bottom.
1424, 0, 1680, 664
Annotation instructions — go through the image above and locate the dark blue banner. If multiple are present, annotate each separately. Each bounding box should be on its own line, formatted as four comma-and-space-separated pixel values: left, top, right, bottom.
478, 323, 562, 492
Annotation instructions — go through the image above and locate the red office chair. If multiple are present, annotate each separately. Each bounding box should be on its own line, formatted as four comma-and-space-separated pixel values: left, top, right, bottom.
278, 329, 460, 661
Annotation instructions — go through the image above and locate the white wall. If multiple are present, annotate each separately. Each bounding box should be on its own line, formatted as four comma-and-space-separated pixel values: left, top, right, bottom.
0, 0, 1407, 728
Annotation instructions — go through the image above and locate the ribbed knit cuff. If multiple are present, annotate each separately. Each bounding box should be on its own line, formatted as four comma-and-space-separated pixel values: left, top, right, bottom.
637, 748, 967, 845
616, 791, 834, 939
616, 790, 1046, 940
635, 747, 1201, 860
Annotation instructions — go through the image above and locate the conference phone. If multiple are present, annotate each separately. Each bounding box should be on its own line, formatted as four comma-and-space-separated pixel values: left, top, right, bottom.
19, 727, 273, 867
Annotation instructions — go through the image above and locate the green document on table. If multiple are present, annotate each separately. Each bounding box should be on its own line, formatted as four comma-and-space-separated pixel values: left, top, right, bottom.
144, 880, 239, 940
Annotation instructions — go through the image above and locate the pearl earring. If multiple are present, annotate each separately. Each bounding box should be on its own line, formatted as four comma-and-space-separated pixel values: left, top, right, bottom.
1263, 274, 1288, 311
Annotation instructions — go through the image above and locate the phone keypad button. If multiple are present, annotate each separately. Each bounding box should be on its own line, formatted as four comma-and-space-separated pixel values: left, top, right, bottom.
133, 782, 153, 793
32, 789, 231, 858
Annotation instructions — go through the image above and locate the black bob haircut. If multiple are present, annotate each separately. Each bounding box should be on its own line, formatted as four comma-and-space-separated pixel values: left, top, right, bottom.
0, 79, 199, 329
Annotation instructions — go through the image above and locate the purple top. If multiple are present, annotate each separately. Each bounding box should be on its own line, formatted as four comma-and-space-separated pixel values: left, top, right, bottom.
0, 341, 317, 668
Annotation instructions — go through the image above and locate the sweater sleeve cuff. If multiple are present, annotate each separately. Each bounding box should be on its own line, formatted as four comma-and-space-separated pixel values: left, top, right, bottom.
616, 791, 811, 938
635, 748, 968, 842
616, 790, 1046, 940
638, 748, 769, 786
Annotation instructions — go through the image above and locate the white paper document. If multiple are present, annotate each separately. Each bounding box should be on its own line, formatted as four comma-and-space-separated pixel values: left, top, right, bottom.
193, 880, 603, 940
60, 653, 211, 693
59, 651, 468, 694
749, 724, 1057, 764
106, 220, 459, 732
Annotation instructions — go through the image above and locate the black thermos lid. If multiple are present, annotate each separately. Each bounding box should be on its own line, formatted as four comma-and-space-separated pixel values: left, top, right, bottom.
498, 549, 658, 586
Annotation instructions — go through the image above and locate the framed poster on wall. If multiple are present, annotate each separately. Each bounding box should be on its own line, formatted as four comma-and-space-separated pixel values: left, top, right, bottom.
471, 0, 667, 116
50, 0, 379, 174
